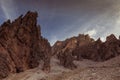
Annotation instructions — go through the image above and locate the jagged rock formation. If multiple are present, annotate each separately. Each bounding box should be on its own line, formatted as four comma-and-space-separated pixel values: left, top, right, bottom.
73, 38, 102, 61
0, 11, 51, 79
52, 34, 120, 69
100, 34, 120, 60
52, 34, 94, 69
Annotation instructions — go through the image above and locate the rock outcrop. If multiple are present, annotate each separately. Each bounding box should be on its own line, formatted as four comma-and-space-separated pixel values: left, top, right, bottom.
99, 34, 120, 61
52, 34, 94, 69
0, 11, 51, 79
52, 34, 120, 69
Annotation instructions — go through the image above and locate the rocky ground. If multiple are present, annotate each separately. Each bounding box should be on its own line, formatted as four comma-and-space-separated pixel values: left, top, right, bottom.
3, 56, 120, 80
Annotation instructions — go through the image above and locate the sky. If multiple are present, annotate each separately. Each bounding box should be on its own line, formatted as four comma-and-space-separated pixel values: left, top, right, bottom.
0, 0, 120, 45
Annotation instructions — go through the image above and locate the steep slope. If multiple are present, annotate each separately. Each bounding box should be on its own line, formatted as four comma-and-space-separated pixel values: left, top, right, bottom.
0, 11, 51, 79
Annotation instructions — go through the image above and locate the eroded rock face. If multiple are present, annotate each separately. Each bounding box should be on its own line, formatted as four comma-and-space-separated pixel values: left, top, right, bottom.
100, 34, 120, 61
52, 34, 120, 69
52, 34, 94, 69
73, 38, 103, 61
0, 11, 51, 79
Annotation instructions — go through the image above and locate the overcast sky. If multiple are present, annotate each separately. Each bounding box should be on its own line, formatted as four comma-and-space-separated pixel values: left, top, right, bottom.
0, 0, 120, 45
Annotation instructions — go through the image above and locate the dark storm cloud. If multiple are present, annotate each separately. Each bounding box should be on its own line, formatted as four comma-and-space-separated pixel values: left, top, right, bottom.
0, 0, 120, 45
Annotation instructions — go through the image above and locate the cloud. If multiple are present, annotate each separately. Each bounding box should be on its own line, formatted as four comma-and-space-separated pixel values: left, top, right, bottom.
39, 0, 120, 45
50, 1, 120, 44
101, 37, 106, 42
0, 0, 17, 20
85, 29, 96, 37
49, 36, 58, 46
